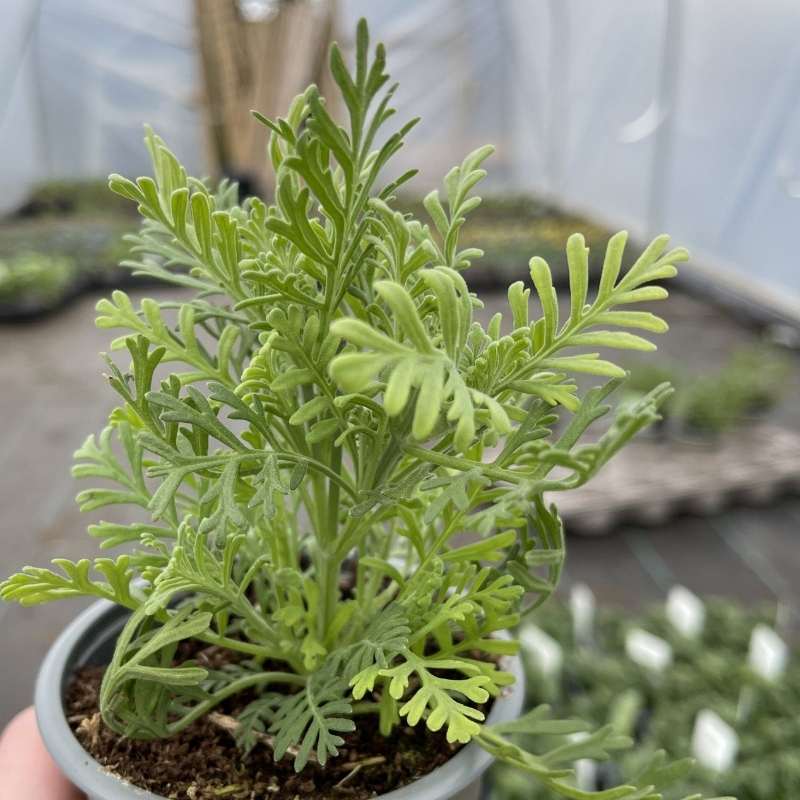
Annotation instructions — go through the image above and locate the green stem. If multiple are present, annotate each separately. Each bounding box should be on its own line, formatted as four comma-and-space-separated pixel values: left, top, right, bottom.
198, 630, 276, 659
148, 450, 358, 499
167, 671, 306, 735
352, 701, 381, 715
402, 444, 533, 485
317, 550, 341, 643
398, 483, 483, 602
89, 592, 295, 666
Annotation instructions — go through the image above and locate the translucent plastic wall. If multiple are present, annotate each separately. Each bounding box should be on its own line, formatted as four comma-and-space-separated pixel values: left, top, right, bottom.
0, 0, 202, 213
2, 0, 799, 300
341, 0, 800, 300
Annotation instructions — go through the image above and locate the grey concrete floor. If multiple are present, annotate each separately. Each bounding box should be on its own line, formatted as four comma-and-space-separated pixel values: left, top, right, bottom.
0, 285, 798, 726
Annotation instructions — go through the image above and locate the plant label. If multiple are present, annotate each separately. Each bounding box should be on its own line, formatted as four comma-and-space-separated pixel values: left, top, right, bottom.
570, 733, 597, 791
691, 709, 738, 773
575, 758, 597, 791
748, 624, 788, 682
666, 585, 705, 638
625, 628, 672, 674
570, 583, 595, 645
519, 624, 563, 678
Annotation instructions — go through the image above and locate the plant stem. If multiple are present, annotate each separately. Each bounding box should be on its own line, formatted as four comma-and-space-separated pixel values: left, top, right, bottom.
402, 444, 533, 484
317, 549, 341, 642
167, 671, 305, 735
318, 444, 343, 641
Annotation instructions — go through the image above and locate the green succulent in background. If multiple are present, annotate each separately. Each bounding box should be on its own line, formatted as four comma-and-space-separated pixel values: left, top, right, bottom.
459, 212, 612, 282
491, 599, 798, 800
624, 364, 680, 399
0, 252, 77, 306
396, 194, 613, 285
0, 178, 144, 315
0, 19, 727, 800
19, 178, 137, 218
0, 219, 136, 313
624, 344, 791, 438
722, 344, 791, 415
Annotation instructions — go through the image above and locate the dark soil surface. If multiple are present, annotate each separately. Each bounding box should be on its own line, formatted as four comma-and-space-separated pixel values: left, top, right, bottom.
66, 664, 464, 800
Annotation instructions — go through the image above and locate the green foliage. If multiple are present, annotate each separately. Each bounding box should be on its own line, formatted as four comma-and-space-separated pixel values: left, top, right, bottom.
269, 669, 355, 770
396, 194, 613, 283
0, 555, 137, 607
0, 214, 137, 316
0, 252, 76, 304
492, 599, 793, 800
625, 344, 791, 437
0, 18, 713, 799
676, 344, 790, 435
20, 178, 137, 218
480, 705, 717, 800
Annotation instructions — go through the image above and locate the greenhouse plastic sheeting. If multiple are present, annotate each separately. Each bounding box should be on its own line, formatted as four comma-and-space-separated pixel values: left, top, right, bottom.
0, 0, 202, 213
341, 0, 800, 300
1, 0, 799, 301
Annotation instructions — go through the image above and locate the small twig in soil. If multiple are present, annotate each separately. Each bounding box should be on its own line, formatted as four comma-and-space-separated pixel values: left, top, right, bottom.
334, 756, 386, 788
212, 785, 243, 796
207, 712, 316, 764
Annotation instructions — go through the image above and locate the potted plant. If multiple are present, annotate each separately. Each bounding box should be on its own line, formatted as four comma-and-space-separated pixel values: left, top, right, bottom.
624, 344, 791, 442
0, 252, 78, 319
1, 19, 723, 800
494, 598, 795, 800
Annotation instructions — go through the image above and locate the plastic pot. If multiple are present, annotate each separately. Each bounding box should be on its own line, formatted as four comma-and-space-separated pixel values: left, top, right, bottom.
36, 600, 526, 800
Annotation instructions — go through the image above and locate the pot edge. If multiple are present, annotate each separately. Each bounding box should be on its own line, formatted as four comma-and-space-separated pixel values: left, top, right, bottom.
35, 599, 525, 800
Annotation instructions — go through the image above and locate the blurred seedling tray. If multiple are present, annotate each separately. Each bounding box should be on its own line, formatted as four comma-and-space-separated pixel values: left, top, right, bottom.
551, 423, 800, 535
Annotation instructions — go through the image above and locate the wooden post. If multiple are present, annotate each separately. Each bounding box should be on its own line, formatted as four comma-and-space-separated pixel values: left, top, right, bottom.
194, 0, 335, 196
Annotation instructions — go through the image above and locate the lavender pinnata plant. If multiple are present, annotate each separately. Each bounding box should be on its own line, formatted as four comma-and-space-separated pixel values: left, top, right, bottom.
2, 19, 730, 800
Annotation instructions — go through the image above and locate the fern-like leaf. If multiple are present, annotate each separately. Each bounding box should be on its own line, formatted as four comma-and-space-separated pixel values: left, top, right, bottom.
351, 650, 496, 744
326, 603, 410, 679
269, 669, 355, 771
0, 556, 136, 607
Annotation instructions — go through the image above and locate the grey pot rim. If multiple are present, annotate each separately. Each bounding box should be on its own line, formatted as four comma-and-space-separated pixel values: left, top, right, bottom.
36, 598, 525, 800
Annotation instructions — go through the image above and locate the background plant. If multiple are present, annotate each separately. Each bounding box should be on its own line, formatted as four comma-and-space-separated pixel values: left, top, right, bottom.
1, 20, 727, 800
395, 194, 612, 286
0, 252, 76, 305
491, 599, 798, 800
624, 345, 791, 437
